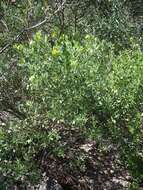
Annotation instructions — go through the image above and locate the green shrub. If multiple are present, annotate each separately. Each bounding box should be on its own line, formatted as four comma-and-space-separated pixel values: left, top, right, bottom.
1, 32, 143, 186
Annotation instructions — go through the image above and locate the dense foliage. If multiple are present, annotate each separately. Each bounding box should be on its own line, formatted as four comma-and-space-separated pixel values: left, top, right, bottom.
1, 0, 143, 189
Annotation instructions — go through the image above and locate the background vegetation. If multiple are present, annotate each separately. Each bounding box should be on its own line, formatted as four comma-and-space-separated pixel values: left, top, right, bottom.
1, 0, 143, 189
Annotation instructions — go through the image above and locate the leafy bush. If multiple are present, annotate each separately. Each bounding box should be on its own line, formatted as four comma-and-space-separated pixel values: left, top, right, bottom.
1, 32, 143, 187
89, 0, 136, 50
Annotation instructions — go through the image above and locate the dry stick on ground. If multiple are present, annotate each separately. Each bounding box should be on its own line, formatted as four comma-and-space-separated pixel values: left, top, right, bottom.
0, 0, 66, 54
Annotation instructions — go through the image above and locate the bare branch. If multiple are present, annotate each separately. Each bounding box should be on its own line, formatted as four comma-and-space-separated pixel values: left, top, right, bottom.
0, 19, 9, 32
0, 29, 25, 54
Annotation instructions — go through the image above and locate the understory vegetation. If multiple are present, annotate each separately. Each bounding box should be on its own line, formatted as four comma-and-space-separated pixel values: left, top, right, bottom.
1, 0, 143, 189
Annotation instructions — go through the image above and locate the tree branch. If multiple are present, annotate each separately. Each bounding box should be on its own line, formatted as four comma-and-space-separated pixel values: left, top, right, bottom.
0, 0, 66, 54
